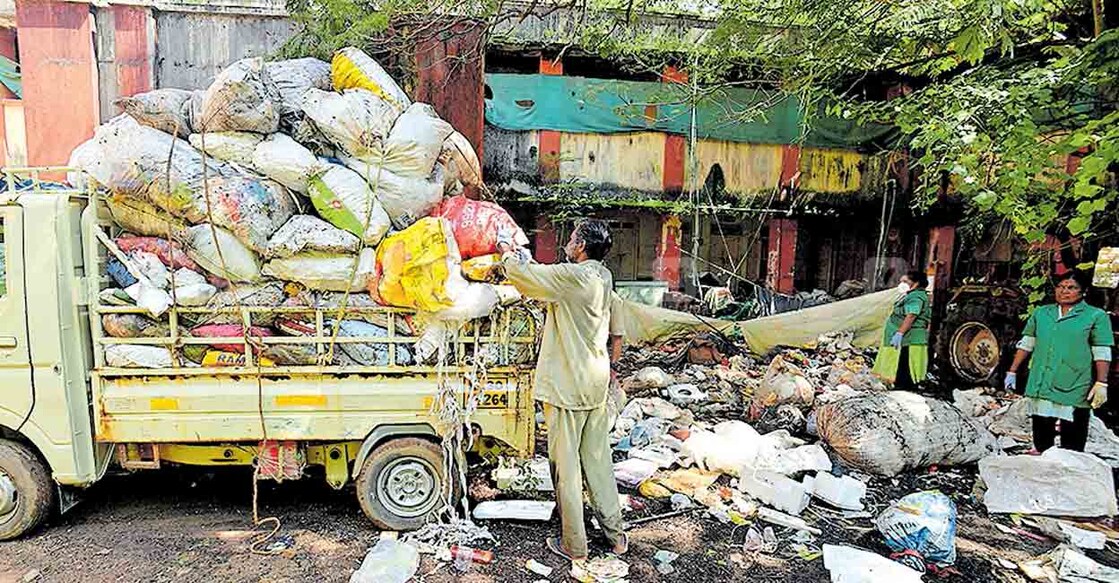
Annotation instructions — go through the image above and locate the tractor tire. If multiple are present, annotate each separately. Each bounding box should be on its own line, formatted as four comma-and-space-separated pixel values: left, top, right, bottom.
355, 437, 450, 531
0, 440, 55, 540
934, 294, 1024, 387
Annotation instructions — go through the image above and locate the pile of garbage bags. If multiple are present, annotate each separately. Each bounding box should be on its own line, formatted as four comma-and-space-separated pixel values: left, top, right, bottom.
74, 48, 532, 368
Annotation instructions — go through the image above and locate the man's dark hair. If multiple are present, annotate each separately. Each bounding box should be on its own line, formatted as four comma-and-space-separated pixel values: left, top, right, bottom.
1055, 270, 1091, 291
905, 270, 929, 289
574, 219, 612, 261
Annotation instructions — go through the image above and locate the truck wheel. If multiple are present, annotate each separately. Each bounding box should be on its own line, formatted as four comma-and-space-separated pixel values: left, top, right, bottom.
355, 437, 448, 531
934, 293, 1023, 387
0, 440, 54, 540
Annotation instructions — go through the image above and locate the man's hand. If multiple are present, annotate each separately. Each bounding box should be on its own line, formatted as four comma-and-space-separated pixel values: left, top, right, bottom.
889, 332, 904, 349
1004, 372, 1017, 392
1089, 382, 1108, 409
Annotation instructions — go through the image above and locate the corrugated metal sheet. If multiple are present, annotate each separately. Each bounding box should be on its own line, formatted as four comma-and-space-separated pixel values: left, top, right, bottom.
558, 132, 665, 192
797, 147, 864, 193
688, 139, 783, 195
154, 11, 295, 89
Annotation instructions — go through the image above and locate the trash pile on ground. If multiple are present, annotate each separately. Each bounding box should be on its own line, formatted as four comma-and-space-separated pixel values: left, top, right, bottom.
71, 48, 534, 368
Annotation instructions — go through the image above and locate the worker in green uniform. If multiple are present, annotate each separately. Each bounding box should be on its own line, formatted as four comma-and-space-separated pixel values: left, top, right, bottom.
1005, 271, 1114, 452
497, 219, 628, 562
872, 270, 932, 390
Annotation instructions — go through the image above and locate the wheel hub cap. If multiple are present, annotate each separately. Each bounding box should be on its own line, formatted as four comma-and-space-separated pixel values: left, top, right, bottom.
381, 459, 437, 518
0, 472, 18, 516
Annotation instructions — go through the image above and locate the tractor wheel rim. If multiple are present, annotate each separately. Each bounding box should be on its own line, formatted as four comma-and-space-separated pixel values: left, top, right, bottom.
949, 322, 1000, 382
378, 457, 439, 519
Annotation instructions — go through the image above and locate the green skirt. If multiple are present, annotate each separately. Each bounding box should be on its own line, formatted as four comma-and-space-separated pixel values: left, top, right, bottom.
872, 344, 929, 384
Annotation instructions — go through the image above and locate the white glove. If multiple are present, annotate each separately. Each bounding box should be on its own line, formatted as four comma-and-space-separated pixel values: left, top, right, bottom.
1089, 382, 1108, 409
1003, 372, 1017, 392
496, 227, 515, 252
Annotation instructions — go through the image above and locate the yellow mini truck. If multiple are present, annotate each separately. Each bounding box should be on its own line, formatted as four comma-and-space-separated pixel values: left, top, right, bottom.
0, 168, 537, 539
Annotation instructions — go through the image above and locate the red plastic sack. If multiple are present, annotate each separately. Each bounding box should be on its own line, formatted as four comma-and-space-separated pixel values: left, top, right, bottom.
433, 196, 528, 260
190, 324, 272, 354
116, 236, 228, 289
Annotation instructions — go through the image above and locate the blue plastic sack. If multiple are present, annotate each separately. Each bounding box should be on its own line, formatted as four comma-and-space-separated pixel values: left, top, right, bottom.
876, 490, 958, 570
106, 258, 139, 289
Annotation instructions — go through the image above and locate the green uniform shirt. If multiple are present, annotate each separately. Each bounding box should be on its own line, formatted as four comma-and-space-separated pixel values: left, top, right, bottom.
883, 289, 932, 346
1022, 302, 1114, 408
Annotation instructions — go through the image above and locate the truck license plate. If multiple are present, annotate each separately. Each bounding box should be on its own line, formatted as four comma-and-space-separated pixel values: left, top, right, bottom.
478, 390, 511, 409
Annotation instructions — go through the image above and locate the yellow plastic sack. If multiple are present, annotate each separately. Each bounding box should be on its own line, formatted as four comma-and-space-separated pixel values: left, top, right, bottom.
331, 47, 411, 111
461, 254, 501, 282
370, 217, 462, 312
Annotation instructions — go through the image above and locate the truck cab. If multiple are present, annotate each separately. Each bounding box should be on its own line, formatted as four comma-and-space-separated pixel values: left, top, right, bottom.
0, 168, 538, 539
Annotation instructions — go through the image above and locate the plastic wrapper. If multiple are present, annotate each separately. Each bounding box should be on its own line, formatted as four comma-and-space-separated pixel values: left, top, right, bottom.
979, 448, 1117, 517
184, 224, 263, 283
752, 354, 815, 413
102, 313, 169, 338
375, 103, 453, 178
301, 88, 398, 157
370, 217, 464, 312
815, 391, 999, 476
349, 539, 419, 583
115, 88, 193, 138
171, 267, 218, 306
252, 133, 322, 194
434, 195, 529, 260
461, 254, 501, 282
876, 491, 958, 570
196, 57, 281, 133
105, 345, 174, 368
106, 258, 138, 289
130, 250, 170, 289
308, 163, 392, 245
262, 248, 376, 292
341, 156, 444, 230
331, 47, 411, 111
188, 131, 263, 167
265, 214, 362, 259
190, 324, 273, 354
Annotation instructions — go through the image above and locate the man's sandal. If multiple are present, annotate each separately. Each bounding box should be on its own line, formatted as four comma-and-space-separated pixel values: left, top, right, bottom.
547, 537, 586, 562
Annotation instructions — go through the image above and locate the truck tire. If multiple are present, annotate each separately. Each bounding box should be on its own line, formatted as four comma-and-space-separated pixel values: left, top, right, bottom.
0, 440, 55, 540
934, 293, 1023, 387
355, 437, 449, 531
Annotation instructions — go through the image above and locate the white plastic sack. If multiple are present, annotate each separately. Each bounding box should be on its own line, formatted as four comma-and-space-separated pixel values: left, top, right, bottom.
628, 367, 674, 390
979, 448, 1118, 517
341, 156, 444, 230
815, 391, 999, 476
67, 140, 107, 191
105, 345, 174, 368
196, 57, 280, 133
330, 319, 412, 366
472, 500, 556, 521
301, 88, 399, 157
198, 176, 296, 252
822, 545, 923, 583
309, 163, 392, 245
377, 102, 454, 178
184, 224, 262, 283
103, 195, 190, 240
683, 421, 763, 477
130, 250, 170, 289
613, 458, 659, 488
349, 539, 419, 583
170, 267, 217, 306
265, 214, 362, 259
430, 282, 507, 322
123, 280, 173, 318
265, 57, 332, 119
188, 132, 263, 167
332, 47, 411, 111
115, 88, 193, 138
252, 133, 322, 194
262, 248, 376, 292
440, 130, 482, 188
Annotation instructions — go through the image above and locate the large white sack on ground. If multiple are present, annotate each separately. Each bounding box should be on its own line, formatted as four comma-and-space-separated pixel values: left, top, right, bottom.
71, 115, 239, 215
252, 133, 322, 194
301, 88, 399, 157
823, 545, 923, 583
188, 132, 263, 167
683, 421, 764, 476
309, 162, 392, 245
265, 214, 362, 259
266, 57, 332, 119
375, 103, 454, 178
341, 156, 444, 230
815, 391, 999, 476
197, 176, 296, 253
196, 57, 281, 134
115, 88, 194, 138
262, 249, 375, 292
979, 448, 1117, 517
184, 224, 262, 283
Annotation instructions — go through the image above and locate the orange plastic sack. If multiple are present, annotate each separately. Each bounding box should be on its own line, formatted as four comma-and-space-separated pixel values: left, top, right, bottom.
369, 217, 463, 312
434, 195, 528, 260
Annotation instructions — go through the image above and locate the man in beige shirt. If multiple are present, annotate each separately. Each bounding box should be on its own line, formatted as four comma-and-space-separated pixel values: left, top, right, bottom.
498, 219, 627, 561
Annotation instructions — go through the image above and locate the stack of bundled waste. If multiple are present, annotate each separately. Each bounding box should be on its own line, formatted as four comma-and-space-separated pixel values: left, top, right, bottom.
71, 48, 534, 368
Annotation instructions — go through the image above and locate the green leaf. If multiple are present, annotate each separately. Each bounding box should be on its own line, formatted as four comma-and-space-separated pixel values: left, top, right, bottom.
1068, 216, 1091, 235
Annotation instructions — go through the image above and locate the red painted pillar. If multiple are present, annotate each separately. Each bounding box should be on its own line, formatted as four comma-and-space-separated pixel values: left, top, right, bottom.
538, 56, 563, 182
654, 215, 682, 289
779, 144, 801, 199
534, 215, 559, 264
112, 5, 153, 98
17, 0, 100, 166
661, 66, 687, 194
766, 218, 797, 293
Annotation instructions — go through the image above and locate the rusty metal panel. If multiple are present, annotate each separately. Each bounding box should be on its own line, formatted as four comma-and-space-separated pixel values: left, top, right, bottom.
413, 21, 486, 173
153, 10, 295, 89
689, 139, 783, 196
798, 147, 864, 193
558, 132, 665, 192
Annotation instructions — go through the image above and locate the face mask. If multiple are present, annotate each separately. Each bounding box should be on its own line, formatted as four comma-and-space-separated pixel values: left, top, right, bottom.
897, 282, 911, 294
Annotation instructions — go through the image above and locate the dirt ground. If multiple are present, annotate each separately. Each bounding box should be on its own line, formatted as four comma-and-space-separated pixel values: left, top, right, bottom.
1, 462, 1117, 583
